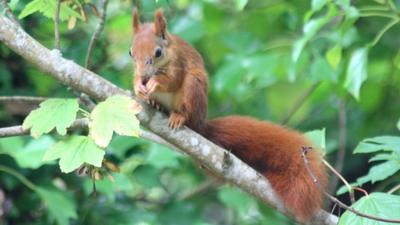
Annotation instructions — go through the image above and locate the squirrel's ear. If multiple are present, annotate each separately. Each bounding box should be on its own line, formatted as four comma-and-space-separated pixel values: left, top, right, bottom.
154, 8, 167, 39
132, 8, 141, 33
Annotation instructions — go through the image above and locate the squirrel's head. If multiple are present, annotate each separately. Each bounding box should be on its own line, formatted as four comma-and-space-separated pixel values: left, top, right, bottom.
130, 8, 170, 79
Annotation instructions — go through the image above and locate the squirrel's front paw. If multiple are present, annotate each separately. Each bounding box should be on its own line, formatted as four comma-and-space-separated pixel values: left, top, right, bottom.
146, 78, 159, 95
168, 112, 186, 130
134, 83, 149, 100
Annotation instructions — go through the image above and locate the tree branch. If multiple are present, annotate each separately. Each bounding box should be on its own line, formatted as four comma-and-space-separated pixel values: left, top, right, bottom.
0, 14, 338, 225
0, 96, 46, 104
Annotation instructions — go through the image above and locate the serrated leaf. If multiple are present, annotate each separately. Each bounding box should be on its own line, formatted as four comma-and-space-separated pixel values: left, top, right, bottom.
339, 193, 400, 225
369, 153, 394, 162
344, 47, 369, 100
22, 98, 79, 138
354, 136, 400, 153
326, 44, 342, 69
19, 0, 82, 21
356, 160, 400, 184
43, 135, 105, 173
89, 95, 142, 148
305, 128, 326, 151
37, 187, 77, 225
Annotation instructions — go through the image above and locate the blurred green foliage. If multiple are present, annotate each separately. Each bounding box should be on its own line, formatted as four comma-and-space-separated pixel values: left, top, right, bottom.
1, 0, 400, 225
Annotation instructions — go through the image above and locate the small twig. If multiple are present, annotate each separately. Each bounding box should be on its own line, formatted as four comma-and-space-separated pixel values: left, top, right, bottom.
302, 147, 400, 224
388, 184, 400, 194
281, 82, 320, 125
353, 187, 369, 197
0, 118, 89, 137
323, 159, 355, 203
0, 0, 18, 25
0, 165, 37, 191
54, 0, 61, 50
85, 0, 109, 69
0, 96, 46, 104
329, 99, 348, 197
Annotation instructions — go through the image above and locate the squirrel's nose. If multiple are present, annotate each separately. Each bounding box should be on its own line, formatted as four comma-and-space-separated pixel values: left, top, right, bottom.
145, 58, 153, 65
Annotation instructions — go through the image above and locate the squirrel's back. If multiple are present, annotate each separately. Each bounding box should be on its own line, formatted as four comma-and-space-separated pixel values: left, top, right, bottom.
205, 115, 327, 222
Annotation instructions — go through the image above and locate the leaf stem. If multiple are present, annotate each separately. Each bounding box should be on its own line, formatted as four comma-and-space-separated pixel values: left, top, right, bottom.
360, 12, 398, 19
370, 18, 400, 47
79, 108, 90, 117
0, 165, 37, 191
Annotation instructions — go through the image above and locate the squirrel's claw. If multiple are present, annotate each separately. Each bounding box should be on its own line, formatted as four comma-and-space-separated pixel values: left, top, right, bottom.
168, 112, 186, 130
148, 99, 162, 111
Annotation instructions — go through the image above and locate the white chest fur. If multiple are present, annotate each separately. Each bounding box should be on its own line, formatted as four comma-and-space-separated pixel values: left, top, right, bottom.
151, 92, 174, 111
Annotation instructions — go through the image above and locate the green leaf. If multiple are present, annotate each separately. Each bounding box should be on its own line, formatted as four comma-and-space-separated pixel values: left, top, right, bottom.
305, 128, 326, 151
312, 0, 328, 11
354, 136, 400, 153
344, 47, 369, 100
22, 98, 79, 138
356, 160, 400, 184
326, 44, 342, 69
89, 95, 142, 148
369, 153, 394, 162
339, 193, 400, 225
292, 5, 337, 62
37, 187, 77, 225
0, 136, 55, 169
13, 136, 55, 169
218, 186, 254, 215
234, 0, 248, 11
0, 136, 24, 155
19, 0, 82, 21
310, 57, 337, 82
43, 135, 105, 173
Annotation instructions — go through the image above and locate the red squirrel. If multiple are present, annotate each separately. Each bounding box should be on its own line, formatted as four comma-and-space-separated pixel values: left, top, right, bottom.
130, 8, 327, 223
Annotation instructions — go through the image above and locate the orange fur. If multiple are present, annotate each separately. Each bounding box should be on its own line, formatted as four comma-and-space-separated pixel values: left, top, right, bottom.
131, 9, 208, 132
205, 116, 327, 223
130, 8, 327, 223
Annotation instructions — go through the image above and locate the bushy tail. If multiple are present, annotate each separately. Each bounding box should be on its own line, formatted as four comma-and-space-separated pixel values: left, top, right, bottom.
204, 115, 327, 222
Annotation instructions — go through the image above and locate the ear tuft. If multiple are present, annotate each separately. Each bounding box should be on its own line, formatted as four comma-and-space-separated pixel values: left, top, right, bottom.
132, 7, 141, 33
154, 8, 167, 39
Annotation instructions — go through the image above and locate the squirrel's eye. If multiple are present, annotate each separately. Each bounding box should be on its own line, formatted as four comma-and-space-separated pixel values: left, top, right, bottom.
129, 50, 132, 57
155, 48, 162, 58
